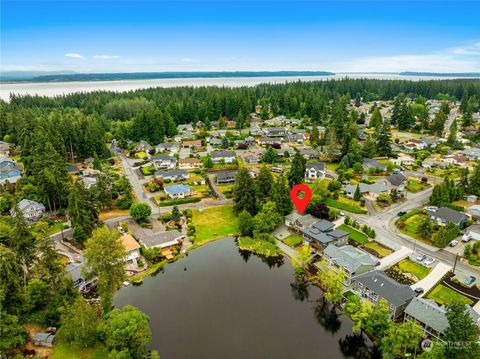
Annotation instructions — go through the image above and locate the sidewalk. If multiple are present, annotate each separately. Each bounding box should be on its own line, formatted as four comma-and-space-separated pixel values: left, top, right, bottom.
378, 246, 413, 270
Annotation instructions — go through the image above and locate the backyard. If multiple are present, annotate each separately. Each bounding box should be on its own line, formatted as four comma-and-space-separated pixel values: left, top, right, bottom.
406, 178, 429, 193
362, 241, 393, 258
427, 284, 474, 306
283, 234, 303, 247
324, 198, 367, 214
397, 259, 431, 280
338, 224, 369, 245
396, 209, 435, 245
191, 205, 239, 243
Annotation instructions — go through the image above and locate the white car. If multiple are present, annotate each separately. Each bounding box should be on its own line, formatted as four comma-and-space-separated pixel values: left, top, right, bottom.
462, 234, 471, 242
449, 240, 459, 247
425, 206, 438, 212
424, 257, 435, 266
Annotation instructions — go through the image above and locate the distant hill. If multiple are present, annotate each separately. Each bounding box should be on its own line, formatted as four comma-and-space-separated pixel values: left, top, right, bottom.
1, 71, 335, 83
399, 72, 480, 78
0, 70, 77, 81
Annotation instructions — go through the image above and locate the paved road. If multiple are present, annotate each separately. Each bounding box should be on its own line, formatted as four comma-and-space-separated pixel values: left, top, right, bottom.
116, 150, 153, 206
355, 185, 480, 278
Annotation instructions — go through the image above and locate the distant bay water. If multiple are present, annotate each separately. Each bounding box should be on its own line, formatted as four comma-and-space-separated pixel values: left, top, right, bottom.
0, 73, 477, 102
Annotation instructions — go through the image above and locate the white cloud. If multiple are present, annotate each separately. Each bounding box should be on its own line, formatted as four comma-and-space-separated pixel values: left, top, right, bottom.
92, 54, 120, 59
64, 53, 84, 59
335, 42, 480, 73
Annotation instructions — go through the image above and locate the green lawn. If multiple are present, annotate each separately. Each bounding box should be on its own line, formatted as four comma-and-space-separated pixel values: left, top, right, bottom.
326, 163, 340, 171
51, 343, 108, 359
192, 205, 239, 243
217, 184, 234, 195
324, 198, 367, 214
406, 178, 429, 193
237, 236, 281, 257
283, 234, 303, 247
363, 241, 393, 257
338, 224, 369, 244
397, 259, 431, 280
427, 284, 474, 306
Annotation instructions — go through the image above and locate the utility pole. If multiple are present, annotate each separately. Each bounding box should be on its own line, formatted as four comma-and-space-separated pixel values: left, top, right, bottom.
453, 253, 459, 274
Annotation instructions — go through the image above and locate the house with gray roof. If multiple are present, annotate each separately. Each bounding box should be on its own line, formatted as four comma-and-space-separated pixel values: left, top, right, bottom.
216, 171, 237, 185
342, 182, 389, 199
285, 212, 318, 231
135, 229, 184, 249
11, 199, 45, 222
211, 150, 236, 163
323, 245, 379, 285
136, 140, 153, 152
385, 173, 407, 190
154, 169, 189, 181
362, 158, 387, 171
156, 142, 180, 154
301, 220, 349, 250
353, 270, 415, 318
404, 297, 480, 341
177, 124, 194, 132
429, 207, 470, 228
305, 162, 326, 182
151, 155, 177, 169
264, 127, 286, 137
461, 147, 480, 160
0, 156, 22, 184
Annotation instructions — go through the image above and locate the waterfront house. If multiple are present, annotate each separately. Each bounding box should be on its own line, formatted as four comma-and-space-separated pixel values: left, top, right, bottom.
323, 245, 379, 285
66, 258, 95, 292
120, 234, 141, 265
353, 270, 415, 318
285, 212, 318, 231
11, 199, 45, 222
429, 207, 470, 228
154, 169, 189, 182
135, 229, 184, 249
404, 297, 480, 342
211, 150, 236, 163
151, 155, 177, 169
301, 220, 349, 250
164, 184, 192, 199
216, 171, 237, 185
305, 162, 326, 182
178, 157, 203, 170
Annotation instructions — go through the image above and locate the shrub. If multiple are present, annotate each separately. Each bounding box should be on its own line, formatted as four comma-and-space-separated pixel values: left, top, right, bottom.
158, 197, 201, 207
160, 213, 172, 222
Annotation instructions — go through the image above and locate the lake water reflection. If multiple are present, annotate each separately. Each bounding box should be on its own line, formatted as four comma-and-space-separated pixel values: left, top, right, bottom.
114, 238, 378, 359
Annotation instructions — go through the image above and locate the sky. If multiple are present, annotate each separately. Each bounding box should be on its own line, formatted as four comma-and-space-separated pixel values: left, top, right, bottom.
1, 0, 480, 73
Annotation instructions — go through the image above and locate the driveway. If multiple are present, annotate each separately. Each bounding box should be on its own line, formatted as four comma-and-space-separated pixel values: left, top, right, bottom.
378, 246, 413, 270
411, 262, 452, 295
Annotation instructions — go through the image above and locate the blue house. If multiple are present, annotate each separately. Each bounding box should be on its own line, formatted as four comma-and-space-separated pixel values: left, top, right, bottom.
164, 184, 192, 199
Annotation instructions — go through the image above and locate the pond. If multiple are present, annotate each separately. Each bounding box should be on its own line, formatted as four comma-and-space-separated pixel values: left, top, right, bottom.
114, 238, 377, 359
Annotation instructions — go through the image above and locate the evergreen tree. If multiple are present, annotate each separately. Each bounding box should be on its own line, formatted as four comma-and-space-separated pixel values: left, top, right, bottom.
353, 184, 362, 201
447, 119, 458, 146
369, 107, 382, 129
444, 302, 480, 358
233, 167, 258, 215
310, 125, 320, 148
92, 152, 102, 171
375, 120, 392, 157
324, 126, 340, 162
262, 146, 278, 164
256, 166, 273, 198
270, 175, 293, 215
68, 182, 98, 244
431, 110, 447, 137
253, 201, 283, 234
221, 136, 229, 149
391, 96, 403, 126
171, 205, 181, 222
287, 150, 307, 186
238, 210, 254, 236
361, 136, 377, 158
204, 153, 213, 169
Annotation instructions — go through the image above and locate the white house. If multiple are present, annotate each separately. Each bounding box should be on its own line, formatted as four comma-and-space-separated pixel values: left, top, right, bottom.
11, 199, 46, 222
211, 150, 236, 163
151, 155, 177, 169
304, 162, 326, 182
120, 234, 141, 265
392, 153, 415, 167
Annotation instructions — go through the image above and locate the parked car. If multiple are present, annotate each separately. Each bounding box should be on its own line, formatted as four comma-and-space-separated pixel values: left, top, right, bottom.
339, 211, 345, 216
117, 226, 126, 234
449, 240, 459, 247
414, 287, 424, 296
424, 257, 435, 266
464, 276, 477, 286
425, 206, 438, 212
397, 211, 407, 217
416, 254, 427, 262
462, 233, 471, 242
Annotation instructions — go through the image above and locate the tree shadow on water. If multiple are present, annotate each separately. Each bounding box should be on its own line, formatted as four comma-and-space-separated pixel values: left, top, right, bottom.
313, 297, 341, 334
290, 274, 311, 302
339, 333, 381, 359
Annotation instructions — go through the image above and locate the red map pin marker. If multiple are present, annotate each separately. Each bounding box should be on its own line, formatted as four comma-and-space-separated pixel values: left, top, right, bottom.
290, 184, 312, 214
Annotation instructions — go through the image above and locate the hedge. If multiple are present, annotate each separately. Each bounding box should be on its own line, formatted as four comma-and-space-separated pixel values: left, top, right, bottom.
324, 198, 367, 214
159, 197, 201, 207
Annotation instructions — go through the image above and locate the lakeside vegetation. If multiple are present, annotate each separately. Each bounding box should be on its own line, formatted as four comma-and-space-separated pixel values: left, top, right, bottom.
237, 236, 282, 257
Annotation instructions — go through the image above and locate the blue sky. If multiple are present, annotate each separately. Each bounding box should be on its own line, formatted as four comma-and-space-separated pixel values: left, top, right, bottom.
1, 1, 480, 73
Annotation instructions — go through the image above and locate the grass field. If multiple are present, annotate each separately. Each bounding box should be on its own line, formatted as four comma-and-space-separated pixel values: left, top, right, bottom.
427, 284, 474, 306
217, 184, 234, 195
406, 178, 429, 193
363, 241, 393, 257
237, 236, 281, 257
192, 205, 239, 243
324, 198, 367, 214
397, 213, 436, 245
338, 224, 369, 244
283, 234, 303, 247
397, 259, 431, 280
326, 163, 340, 171
51, 343, 108, 359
